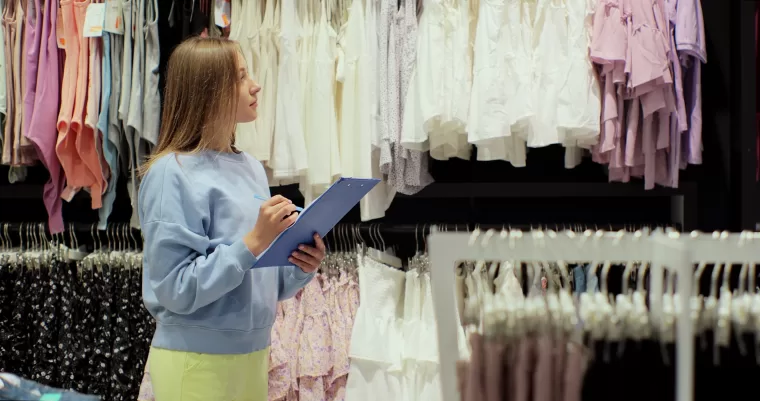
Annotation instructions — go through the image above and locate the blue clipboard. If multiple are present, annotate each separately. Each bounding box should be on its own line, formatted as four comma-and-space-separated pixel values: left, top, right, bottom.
253, 177, 381, 268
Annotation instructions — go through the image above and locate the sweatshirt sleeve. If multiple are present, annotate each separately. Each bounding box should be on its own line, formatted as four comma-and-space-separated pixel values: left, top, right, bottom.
139, 156, 258, 315
277, 265, 315, 301
142, 220, 257, 314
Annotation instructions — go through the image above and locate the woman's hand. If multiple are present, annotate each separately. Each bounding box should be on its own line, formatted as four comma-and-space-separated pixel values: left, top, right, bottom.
245, 195, 299, 256
289, 234, 326, 273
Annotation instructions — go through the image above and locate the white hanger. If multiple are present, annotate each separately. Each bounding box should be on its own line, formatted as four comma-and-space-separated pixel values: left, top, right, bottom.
714, 253, 734, 361
367, 224, 403, 268
732, 231, 752, 356
631, 247, 651, 341
600, 246, 620, 362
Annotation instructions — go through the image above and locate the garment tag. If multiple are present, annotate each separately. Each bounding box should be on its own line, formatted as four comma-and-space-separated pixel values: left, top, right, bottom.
82, 3, 106, 38
103, 0, 124, 34
214, 0, 231, 28
56, 7, 65, 48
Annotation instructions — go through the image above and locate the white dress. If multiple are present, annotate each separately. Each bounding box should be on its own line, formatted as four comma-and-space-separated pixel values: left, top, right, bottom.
366, 0, 380, 150
345, 256, 405, 401
297, 3, 314, 181
254, 0, 279, 164
232, 0, 259, 158
558, 0, 601, 164
401, 0, 471, 161
300, 0, 341, 203
400, 0, 442, 153
270, 0, 308, 179
402, 269, 423, 400
337, 0, 391, 221
467, 0, 527, 166
413, 272, 444, 401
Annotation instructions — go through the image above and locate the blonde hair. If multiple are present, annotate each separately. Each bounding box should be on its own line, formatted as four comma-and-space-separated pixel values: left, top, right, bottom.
139, 37, 242, 177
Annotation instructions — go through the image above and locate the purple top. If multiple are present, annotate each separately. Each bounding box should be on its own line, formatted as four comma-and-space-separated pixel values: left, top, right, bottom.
675, 0, 707, 166
22, 0, 42, 139
25, 0, 64, 233
590, 0, 705, 189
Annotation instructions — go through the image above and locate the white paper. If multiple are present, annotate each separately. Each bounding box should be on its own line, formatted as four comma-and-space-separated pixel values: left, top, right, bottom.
104, 0, 124, 35
83, 3, 106, 38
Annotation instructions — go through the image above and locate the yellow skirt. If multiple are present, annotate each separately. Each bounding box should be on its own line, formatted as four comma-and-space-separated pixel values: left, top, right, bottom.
148, 346, 269, 401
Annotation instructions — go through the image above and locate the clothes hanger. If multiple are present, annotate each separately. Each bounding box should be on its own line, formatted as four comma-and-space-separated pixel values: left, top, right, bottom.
463, 229, 483, 335
366, 224, 403, 268
0, 223, 6, 253
658, 262, 678, 365
732, 232, 752, 356
629, 243, 651, 342
616, 259, 637, 356
714, 256, 735, 363
699, 255, 723, 356
600, 253, 620, 362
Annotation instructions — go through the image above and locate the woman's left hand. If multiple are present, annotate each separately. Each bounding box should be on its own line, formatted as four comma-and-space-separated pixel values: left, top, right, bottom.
289, 233, 326, 273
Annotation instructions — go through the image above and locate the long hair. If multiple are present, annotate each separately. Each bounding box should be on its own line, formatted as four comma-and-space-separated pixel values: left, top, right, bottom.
138, 37, 241, 177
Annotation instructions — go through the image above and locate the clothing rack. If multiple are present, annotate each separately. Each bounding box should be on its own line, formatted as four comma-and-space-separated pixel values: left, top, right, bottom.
428, 228, 760, 401
327, 223, 682, 262
334, 222, 678, 235
0, 222, 142, 250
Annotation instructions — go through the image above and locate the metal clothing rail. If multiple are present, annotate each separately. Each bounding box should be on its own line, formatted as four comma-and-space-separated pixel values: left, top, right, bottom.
428, 228, 760, 401
1, 222, 137, 235
333, 222, 676, 234
0, 222, 141, 249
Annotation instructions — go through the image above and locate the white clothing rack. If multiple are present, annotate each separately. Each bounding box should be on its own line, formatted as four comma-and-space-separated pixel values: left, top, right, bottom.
428, 228, 760, 401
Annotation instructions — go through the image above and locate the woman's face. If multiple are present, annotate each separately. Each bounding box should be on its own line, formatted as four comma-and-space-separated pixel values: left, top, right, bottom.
235, 53, 260, 123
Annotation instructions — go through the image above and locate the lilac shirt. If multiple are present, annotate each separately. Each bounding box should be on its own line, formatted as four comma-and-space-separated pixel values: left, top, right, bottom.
676, 0, 707, 166
25, 0, 64, 233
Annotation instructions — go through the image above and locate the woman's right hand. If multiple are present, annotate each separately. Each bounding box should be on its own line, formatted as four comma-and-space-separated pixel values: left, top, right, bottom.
244, 195, 299, 256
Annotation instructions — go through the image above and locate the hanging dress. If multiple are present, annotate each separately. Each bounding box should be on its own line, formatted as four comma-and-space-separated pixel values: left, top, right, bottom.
381, 0, 433, 196
402, 268, 423, 401
296, 276, 332, 401
143, 0, 160, 148
84, 9, 108, 205
108, 21, 125, 217
97, 31, 117, 230
0, 0, 5, 127
128, 0, 146, 169
468, 0, 527, 165
269, 291, 300, 401
11, 0, 34, 166
415, 271, 444, 401
26, 0, 64, 232
345, 256, 405, 401
270, 0, 308, 180
560, 0, 602, 168
22, 0, 42, 145
256, 0, 279, 164
0, 0, 13, 166
337, 0, 390, 221
301, 0, 340, 203
232, 0, 260, 160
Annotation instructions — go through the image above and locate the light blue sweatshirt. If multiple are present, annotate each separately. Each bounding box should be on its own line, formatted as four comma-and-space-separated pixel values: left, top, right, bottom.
138, 151, 314, 355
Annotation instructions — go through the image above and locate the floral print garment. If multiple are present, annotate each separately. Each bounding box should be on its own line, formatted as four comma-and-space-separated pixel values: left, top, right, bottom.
138, 271, 358, 401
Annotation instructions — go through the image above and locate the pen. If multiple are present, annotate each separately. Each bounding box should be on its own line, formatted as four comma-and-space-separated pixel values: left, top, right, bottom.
254, 194, 304, 212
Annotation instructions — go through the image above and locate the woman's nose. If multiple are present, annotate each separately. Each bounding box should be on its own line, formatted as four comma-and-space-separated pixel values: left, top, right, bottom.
251, 84, 260, 95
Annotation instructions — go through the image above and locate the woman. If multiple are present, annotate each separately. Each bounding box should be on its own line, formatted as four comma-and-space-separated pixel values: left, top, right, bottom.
138, 37, 325, 400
